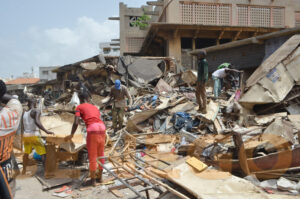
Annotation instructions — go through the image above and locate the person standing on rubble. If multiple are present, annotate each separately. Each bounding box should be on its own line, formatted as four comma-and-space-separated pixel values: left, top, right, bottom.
212, 68, 243, 98
196, 50, 208, 114
21, 98, 54, 175
65, 92, 106, 186
106, 80, 132, 133
0, 80, 23, 198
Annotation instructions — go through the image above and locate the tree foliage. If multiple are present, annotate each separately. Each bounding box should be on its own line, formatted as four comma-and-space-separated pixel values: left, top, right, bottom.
131, 14, 151, 29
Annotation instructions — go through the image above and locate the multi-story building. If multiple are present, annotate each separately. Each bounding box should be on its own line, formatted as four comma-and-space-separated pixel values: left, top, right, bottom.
39, 66, 58, 82
99, 42, 120, 56
111, 0, 300, 69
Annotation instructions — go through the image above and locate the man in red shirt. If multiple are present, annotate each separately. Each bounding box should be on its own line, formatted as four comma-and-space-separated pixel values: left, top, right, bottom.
65, 92, 106, 186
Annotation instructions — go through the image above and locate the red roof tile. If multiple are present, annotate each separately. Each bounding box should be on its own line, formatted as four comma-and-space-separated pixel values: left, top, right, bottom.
5, 78, 40, 85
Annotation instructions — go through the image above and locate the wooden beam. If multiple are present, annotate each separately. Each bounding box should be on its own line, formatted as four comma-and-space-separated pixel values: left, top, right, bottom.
233, 30, 242, 41
232, 132, 251, 176
147, 1, 164, 6
218, 30, 225, 40
108, 17, 120, 20
216, 30, 225, 45
150, 23, 282, 33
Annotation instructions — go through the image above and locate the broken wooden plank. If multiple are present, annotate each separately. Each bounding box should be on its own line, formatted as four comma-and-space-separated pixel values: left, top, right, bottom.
211, 146, 300, 173
232, 132, 251, 176
186, 157, 208, 172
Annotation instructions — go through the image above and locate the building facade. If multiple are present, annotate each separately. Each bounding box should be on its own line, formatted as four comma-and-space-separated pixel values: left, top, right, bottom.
39, 66, 58, 82
115, 0, 300, 69
99, 42, 120, 56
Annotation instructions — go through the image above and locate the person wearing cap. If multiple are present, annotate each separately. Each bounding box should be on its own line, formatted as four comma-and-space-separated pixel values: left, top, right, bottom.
106, 80, 132, 132
217, 63, 231, 90
217, 62, 231, 70
212, 68, 243, 98
196, 50, 208, 114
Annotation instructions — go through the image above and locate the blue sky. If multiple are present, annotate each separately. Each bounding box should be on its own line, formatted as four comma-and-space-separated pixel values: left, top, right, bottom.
0, 0, 148, 79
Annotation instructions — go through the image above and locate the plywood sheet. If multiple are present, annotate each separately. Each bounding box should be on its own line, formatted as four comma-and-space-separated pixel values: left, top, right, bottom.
165, 161, 270, 199
40, 114, 85, 153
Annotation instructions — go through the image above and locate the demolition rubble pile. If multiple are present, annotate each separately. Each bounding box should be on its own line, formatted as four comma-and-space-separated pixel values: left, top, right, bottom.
32, 36, 300, 198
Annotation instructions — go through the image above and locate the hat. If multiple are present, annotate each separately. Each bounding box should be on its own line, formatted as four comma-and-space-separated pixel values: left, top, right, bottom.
115, 80, 121, 90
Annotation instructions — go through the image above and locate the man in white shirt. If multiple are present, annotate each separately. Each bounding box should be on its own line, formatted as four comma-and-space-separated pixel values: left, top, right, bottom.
21, 98, 54, 175
212, 68, 243, 97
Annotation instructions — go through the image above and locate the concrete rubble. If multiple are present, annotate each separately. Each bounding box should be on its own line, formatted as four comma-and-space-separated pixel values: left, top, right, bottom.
12, 36, 300, 199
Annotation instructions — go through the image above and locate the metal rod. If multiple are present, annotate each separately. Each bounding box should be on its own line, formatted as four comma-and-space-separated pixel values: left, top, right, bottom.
97, 156, 163, 198
144, 152, 171, 166
130, 153, 164, 171
109, 157, 164, 194
97, 159, 146, 199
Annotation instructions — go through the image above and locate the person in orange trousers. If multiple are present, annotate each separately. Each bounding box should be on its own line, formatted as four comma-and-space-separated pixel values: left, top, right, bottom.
65, 92, 106, 186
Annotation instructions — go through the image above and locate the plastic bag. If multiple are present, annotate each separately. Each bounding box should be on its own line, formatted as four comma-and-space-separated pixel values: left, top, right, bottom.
69, 92, 80, 106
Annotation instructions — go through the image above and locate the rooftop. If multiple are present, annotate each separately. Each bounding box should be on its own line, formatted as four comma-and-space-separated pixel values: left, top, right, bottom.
5, 77, 40, 85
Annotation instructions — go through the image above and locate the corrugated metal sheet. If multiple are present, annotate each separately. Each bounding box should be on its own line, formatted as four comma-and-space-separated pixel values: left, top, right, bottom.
240, 35, 300, 105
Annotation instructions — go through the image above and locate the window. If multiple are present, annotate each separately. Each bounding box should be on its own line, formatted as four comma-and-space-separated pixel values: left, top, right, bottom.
129, 16, 139, 27
103, 47, 111, 54
42, 71, 49, 75
181, 38, 193, 49
195, 38, 216, 49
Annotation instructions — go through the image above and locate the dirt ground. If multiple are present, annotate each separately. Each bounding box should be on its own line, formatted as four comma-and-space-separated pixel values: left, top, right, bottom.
15, 176, 117, 199
15, 174, 160, 199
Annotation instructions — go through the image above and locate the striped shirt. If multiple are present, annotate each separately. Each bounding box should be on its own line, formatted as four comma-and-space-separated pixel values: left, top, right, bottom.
0, 99, 22, 163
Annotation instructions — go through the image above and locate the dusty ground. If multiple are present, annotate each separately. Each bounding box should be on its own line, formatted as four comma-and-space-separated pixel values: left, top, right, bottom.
15, 175, 131, 199
15, 174, 159, 199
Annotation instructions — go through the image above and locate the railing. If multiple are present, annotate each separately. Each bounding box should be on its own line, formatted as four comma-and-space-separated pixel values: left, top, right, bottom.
180, 1, 285, 28
237, 5, 285, 28
180, 2, 232, 25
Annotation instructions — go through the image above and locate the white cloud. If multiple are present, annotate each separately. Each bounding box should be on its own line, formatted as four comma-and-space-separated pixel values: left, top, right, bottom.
31, 16, 119, 64
45, 28, 79, 45
0, 16, 119, 78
